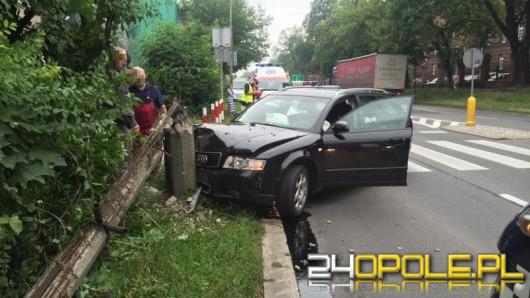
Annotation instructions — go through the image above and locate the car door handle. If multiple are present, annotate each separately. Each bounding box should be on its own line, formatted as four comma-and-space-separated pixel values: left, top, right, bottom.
390, 137, 406, 145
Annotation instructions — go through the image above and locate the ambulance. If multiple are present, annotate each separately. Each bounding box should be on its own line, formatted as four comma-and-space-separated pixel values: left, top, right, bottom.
253, 63, 291, 97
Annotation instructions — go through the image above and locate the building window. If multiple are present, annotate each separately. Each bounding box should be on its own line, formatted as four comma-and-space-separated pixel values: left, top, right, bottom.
498, 55, 504, 71
501, 35, 507, 43
518, 25, 525, 41
432, 64, 437, 76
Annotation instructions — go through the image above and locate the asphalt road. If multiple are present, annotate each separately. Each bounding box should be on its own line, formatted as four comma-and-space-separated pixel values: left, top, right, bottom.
296, 105, 530, 297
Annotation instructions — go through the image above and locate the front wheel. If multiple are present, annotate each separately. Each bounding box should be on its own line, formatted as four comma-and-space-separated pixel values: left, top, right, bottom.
277, 165, 309, 217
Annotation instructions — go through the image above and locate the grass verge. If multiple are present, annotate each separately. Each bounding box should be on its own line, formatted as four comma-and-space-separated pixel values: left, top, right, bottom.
78, 165, 265, 298
406, 87, 530, 114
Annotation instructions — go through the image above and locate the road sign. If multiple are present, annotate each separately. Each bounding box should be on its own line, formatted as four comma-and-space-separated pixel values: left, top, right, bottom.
214, 47, 230, 62
212, 27, 231, 48
291, 74, 304, 81
463, 48, 483, 68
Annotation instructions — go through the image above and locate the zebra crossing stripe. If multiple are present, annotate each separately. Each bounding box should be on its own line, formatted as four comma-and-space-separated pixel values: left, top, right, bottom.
429, 141, 530, 169
466, 140, 530, 156
408, 161, 431, 172
499, 194, 528, 207
411, 145, 488, 171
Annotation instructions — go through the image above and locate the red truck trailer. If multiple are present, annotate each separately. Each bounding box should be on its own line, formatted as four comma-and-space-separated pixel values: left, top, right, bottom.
334, 53, 407, 94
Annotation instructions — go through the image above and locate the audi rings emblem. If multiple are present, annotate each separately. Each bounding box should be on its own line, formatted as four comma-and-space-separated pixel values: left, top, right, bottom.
196, 154, 208, 165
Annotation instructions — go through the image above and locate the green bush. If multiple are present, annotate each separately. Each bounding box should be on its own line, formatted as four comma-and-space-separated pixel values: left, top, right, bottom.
139, 22, 220, 113
0, 31, 127, 296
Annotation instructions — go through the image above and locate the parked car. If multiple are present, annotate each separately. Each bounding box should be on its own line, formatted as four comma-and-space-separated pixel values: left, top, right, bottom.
232, 78, 247, 101
491, 204, 530, 298
194, 87, 413, 217
489, 72, 511, 81
425, 78, 438, 85
464, 74, 480, 82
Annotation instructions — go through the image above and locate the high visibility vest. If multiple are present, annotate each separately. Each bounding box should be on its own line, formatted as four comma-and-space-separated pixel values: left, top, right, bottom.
241, 82, 254, 103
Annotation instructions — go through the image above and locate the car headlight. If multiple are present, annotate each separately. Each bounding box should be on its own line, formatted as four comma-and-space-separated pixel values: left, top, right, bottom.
516, 206, 530, 236
223, 156, 266, 171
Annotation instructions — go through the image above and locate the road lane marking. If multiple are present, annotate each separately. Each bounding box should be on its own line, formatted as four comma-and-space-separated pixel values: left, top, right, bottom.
412, 117, 460, 128
476, 116, 498, 119
467, 140, 530, 156
408, 161, 431, 172
429, 141, 530, 169
499, 194, 528, 207
411, 145, 488, 171
418, 131, 447, 134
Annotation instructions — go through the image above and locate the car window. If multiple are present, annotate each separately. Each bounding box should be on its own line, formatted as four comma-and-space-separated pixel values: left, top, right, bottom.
324, 98, 354, 125
257, 79, 288, 91
358, 94, 390, 105
358, 95, 378, 105
332, 96, 413, 132
234, 95, 329, 130
233, 81, 246, 89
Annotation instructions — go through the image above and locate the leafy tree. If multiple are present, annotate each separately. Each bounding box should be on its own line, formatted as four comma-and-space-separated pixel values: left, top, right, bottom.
378, 0, 493, 85
272, 27, 315, 76
303, 0, 338, 42
139, 22, 220, 112
483, 0, 530, 85
179, 0, 271, 72
0, 2, 154, 296
0, 0, 154, 71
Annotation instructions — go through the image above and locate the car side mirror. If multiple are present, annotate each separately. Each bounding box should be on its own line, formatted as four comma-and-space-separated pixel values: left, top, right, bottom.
332, 121, 349, 133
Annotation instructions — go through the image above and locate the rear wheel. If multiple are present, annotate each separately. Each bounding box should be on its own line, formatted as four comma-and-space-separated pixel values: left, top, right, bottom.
277, 165, 309, 217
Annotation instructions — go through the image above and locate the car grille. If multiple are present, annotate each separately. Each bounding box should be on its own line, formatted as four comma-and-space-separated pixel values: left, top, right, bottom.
195, 152, 222, 168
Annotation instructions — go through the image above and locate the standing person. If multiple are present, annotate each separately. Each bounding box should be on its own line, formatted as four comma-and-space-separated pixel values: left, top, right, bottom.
129, 67, 167, 136
107, 46, 139, 134
252, 78, 262, 102
107, 46, 139, 166
240, 77, 255, 108
452, 73, 460, 90
226, 83, 237, 116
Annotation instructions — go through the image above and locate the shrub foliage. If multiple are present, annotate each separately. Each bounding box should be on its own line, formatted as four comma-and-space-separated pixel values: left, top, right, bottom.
0, 30, 127, 296
139, 22, 220, 113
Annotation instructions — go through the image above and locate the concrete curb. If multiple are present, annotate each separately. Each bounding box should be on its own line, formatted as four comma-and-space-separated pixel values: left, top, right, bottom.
262, 219, 300, 298
441, 124, 530, 139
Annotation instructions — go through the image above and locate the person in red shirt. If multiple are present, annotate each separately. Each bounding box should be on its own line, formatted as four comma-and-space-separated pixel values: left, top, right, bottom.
128, 67, 167, 135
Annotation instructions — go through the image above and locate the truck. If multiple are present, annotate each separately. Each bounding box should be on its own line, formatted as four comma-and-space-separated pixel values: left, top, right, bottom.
333, 53, 407, 94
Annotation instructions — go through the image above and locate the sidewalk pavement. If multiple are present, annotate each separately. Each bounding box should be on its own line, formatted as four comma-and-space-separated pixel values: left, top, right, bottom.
441, 123, 530, 139
262, 219, 299, 298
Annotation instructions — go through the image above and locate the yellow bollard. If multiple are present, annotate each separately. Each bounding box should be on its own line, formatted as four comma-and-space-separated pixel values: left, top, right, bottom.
466, 96, 476, 126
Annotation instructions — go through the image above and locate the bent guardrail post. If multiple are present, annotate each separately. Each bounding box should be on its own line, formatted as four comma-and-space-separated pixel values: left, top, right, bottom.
25, 101, 181, 298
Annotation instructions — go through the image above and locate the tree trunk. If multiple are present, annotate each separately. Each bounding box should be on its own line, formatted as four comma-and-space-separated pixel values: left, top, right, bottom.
511, 45, 521, 84
519, 45, 530, 86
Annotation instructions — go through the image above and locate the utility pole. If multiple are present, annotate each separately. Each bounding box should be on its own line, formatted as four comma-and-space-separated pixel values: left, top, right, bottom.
229, 0, 233, 86
219, 29, 224, 99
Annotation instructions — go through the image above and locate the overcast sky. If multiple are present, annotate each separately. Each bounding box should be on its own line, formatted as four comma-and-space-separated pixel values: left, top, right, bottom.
246, 0, 311, 55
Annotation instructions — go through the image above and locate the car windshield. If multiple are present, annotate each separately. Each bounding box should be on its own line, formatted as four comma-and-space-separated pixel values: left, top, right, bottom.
257, 79, 288, 91
233, 95, 329, 130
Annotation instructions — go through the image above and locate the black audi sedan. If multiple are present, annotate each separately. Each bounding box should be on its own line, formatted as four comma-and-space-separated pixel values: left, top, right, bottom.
492, 205, 530, 298
194, 87, 413, 217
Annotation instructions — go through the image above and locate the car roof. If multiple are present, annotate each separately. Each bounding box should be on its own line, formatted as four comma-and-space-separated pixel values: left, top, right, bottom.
276, 86, 391, 99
